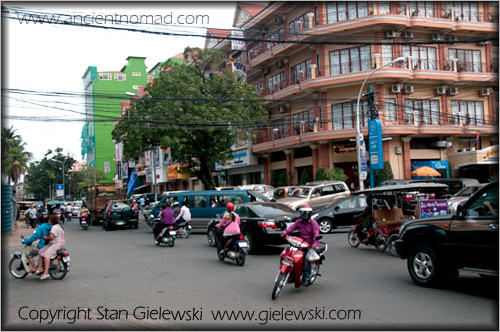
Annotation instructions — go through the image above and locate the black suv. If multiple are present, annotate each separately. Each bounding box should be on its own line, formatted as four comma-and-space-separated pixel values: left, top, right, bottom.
102, 199, 139, 231
395, 181, 499, 287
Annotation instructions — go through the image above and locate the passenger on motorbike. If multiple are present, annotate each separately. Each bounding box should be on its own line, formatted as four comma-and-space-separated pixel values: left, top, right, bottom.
21, 215, 53, 274
38, 214, 66, 280
280, 204, 320, 286
354, 194, 373, 241
154, 202, 175, 245
216, 202, 241, 255
52, 205, 64, 223
172, 201, 181, 219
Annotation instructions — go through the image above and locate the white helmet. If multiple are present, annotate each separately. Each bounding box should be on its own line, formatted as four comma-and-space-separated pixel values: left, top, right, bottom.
299, 204, 313, 220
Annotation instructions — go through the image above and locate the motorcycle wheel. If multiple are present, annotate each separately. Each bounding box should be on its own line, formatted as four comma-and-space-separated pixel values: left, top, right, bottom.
309, 262, 320, 285
217, 246, 225, 261
388, 234, 400, 257
154, 234, 160, 246
9, 257, 27, 279
207, 228, 217, 247
235, 247, 245, 266
347, 230, 360, 248
374, 237, 388, 252
272, 272, 287, 300
167, 236, 175, 247
49, 259, 68, 280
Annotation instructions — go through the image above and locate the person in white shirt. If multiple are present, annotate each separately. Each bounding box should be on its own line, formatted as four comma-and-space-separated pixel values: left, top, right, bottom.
174, 201, 191, 225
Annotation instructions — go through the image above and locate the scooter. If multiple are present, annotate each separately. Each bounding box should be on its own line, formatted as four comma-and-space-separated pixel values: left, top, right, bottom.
272, 235, 327, 300
154, 220, 176, 247
176, 220, 192, 239
80, 216, 90, 230
216, 231, 248, 266
347, 218, 387, 252
9, 236, 71, 280
65, 211, 72, 222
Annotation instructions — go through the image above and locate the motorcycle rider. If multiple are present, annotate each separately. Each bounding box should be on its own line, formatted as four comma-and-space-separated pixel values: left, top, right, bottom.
280, 204, 320, 286
64, 203, 72, 218
52, 204, 65, 223
21, 214, 53, 274
172, 201, 181, 219
216, 202, 241, 255
354, 194, 373, 241
25, 204, 38, 228
174, 201, 191, 233
78, 203, 90, 227
154, 202, 175, 245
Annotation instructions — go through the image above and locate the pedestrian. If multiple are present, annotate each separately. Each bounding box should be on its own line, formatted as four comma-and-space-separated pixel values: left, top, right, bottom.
138, 196, 146, 214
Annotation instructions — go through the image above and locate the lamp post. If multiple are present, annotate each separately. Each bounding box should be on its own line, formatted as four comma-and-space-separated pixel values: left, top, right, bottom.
355, 56, 405, 191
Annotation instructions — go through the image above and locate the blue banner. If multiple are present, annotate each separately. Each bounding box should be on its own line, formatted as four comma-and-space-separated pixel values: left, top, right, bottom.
368, 119, 384, 170
359, 133, 368, 180
126, 172, 138, 195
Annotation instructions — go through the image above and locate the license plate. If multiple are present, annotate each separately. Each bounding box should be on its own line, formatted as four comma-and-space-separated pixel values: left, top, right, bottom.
169, 231, 176, 236
116, 222, 124, 225
238, 241, 248, 248
63, 256, 70, 262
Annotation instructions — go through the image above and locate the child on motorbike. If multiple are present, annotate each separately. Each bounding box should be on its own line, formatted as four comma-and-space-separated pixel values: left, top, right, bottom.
280, 204, 320, 286
216, 202, 241, 255
21, 215, 53, 274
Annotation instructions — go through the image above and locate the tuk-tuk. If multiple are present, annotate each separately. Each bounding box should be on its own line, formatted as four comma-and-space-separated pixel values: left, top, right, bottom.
348, 182, 449, 256
16, 201, 34, 221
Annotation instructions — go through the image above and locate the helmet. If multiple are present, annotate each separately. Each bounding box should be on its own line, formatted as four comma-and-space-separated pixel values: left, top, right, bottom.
226, 202, 235, 212
299, 204, 313, 220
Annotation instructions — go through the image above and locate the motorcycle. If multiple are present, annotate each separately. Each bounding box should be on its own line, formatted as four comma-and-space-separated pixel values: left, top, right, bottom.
272, 235, 327, 299
216, 230, 248, 266
55, 211, 65, 224
176, 220, 192, 239
80, 216, 90, 230
65, 211, 72, 222
9, 236, 71, 280
347, 218, 388, 252
37, 210, 49, 226
154, 220, 176, 247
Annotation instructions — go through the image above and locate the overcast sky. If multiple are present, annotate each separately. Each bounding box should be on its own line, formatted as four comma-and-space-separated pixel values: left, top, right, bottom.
3, 2, 237, 162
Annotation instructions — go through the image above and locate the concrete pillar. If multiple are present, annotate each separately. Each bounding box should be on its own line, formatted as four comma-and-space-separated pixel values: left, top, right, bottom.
285, 149, 293, 181
319, 141, 330, 169
262, 154, 269, 185
401, 136, 412, 179
311, 144, 319, 176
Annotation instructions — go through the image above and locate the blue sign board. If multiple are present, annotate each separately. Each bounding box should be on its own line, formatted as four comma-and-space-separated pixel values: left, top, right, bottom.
411, 160, 449, 178
368, 119, 384, 170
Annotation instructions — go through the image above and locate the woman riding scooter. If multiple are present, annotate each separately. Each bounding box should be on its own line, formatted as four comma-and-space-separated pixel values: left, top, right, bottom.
216, 203, 240, 255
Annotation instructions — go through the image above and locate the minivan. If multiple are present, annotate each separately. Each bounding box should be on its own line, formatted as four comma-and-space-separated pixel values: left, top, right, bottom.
148, 190, 270, 232
277, 181, 350, 211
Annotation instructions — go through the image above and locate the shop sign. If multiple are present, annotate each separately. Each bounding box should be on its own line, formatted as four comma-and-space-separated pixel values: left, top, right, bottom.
418, 200, 448, 219
333, 143, 356, 154
215, 149, 249, 170
167, 166, 189, 180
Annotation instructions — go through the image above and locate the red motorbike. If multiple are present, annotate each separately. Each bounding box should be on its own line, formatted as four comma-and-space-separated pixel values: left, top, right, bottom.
271, 235, 327, 300
348, 217, 388, 252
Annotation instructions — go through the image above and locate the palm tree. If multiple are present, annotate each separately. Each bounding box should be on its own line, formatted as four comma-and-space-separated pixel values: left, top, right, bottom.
1, 126, 32, 185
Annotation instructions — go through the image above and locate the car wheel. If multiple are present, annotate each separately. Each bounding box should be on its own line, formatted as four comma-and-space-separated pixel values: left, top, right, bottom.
134, 222, 138, 229
407, 245, 442, 287
105, 222, 111, 231
207, 228, 217, 247
388, 234, 400, 257
317, 219, 333, 234
243, 232, 258, 254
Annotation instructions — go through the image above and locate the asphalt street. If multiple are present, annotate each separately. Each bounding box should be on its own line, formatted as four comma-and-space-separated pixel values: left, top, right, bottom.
2, 216, 498, 330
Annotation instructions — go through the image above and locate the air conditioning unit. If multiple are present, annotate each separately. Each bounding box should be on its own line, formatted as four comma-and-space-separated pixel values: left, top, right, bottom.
448, 87, 458, 95
276, 60, 284, 69
403, 31, 414, 39
431, 34, 441, 41
262, 67, 269, 75
436, 86, 447, 95
449, 35, 458, 42
480, 88, 490, 97
385, 30, 395, 38
278, 106, 286, 114
390, 85, 401, 94
404, 85, 414, 94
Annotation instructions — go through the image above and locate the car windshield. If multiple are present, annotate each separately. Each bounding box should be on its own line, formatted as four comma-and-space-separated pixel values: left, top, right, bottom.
454, 186, 481, 197
111, 201, 134, 209
250, 204, 296, 215
324, 196, 351, 209
290, 187, 311, 198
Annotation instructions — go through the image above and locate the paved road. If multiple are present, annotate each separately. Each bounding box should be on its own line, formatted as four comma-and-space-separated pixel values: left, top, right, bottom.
2, 218, 498, 330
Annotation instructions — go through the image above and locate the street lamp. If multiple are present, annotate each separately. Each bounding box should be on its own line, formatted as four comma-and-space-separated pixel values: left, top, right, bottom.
55, 160, 65, 201
355, 56, 405, 191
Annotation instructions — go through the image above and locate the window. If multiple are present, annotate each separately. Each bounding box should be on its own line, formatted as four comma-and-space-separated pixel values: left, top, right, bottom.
321, 185, 335, 196
132, 72, 142, 76
449, 49, 482, 72
291, 59, 312, 84
385, 98, 397, 122
379, 1, 391, 14
289, 13, 310, 33
332, 101, 369, 130
132, 85, 139, 89
267, 72, 286, 93
267, 28, 283, 50
115, 74, 126, 81
147, 75, 154, 79
408, 1, 435, 17
99, 73, 111, 80
337, 198, 354, 209
293, 109, 315, 134
330, 45, 371, 75
235, 206, 249, 217
333, 183, 347, 193
252, 81, 265, 95
184, 195, 207, 208
404, 99, 440, 125
451, 100, 484, 125
381, 44, 395, 67
402, 45, 437, 70
446, 1, 479, 22
270, 117, 288, 140
326, 1, 369, 23
466, 185, 499, 217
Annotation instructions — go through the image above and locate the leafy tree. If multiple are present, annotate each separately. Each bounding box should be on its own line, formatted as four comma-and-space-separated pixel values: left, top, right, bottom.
112, 47, 267, 190
314, 167, 328, 181
375, 161, 394, 187
278, 173, 288, 187
1, 126, 32, 185
78, 166, 107, 196
325, 167, 348, 182
299, 169, 310, 185
270, 170, 281, 188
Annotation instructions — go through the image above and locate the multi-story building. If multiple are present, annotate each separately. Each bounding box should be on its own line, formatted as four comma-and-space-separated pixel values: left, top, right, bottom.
232, 1, 498, 187
82, 56, 149, 183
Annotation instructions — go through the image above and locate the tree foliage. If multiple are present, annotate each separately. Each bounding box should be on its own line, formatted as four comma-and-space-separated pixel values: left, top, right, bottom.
278, 173, 288, 187
373, 161, 394, 187
325, 167, 348, 182
270, 170, 281, 188
314, 168, 328, 181
112, 48, 267, 190
299, 170, 310, 185
1, 126, 32, 185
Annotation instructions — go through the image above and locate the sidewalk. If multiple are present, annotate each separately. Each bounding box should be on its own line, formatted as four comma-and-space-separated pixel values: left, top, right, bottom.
1, 220, 36, 250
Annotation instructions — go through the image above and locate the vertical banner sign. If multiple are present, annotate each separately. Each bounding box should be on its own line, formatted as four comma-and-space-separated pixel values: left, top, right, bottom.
126, 172, 137, 195
359, 133, 368, 180
56, 184, 64, 197
117, 161, 122, 180
231, 29, 245, 51
104, 162, 111, 173
368, 119, 384, 169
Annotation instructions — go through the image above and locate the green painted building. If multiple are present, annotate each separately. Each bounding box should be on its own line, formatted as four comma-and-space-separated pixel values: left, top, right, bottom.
81, 56, 152, 183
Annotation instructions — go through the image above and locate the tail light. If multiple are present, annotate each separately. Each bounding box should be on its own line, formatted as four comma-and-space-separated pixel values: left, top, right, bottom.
132, 203, 138, 214
257, 220, 277, 228
405, 194, 412, 201
62, 252, 69, 257
169, 226, 174, 230
81, 217, 86, 221
430, 193, 435, 199
107, 204, 112, 216
239, 235, 244, 240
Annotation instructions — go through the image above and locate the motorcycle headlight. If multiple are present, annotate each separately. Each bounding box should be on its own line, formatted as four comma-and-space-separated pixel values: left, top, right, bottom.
150, 214, 154, 218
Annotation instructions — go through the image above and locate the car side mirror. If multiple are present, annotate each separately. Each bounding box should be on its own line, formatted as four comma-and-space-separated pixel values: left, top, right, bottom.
455, 204, 463, 217
334, 206, 339, 211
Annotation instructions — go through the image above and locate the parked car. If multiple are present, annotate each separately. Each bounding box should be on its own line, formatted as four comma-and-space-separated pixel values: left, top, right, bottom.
447, 183, 487, 214
149, 190, 270, 232
311, 195, 367, 233
71, 200, 83, 216
429, 178, 480, 197
273, 186, 296, 200
236, 184, 275, 200
102, 199, 139, 231
395, 181, 499, 287
277, 181, 350, 211
206, 202, 300, 253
